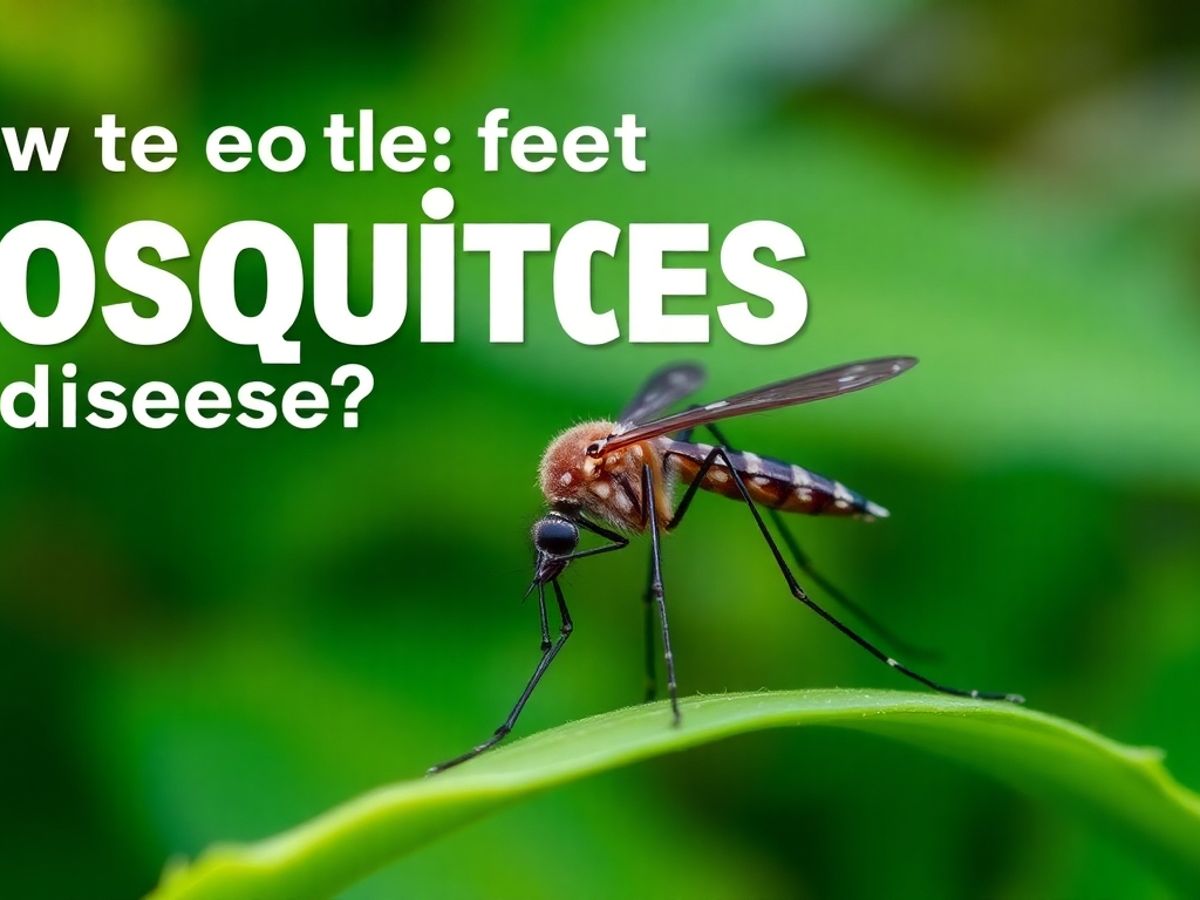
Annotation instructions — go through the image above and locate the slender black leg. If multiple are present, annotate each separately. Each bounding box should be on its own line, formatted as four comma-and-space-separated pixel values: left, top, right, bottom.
699, 423, 938, 662
574, 515, 629, 545
537, 578, 552, 651
642, 464, 681, 723
564, 516, 629, 562
642, 552, 657, 702
428, 580, 575, 774
671, 446, 1023, 704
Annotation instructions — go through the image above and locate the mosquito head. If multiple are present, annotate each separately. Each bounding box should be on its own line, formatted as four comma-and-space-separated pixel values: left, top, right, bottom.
533, 513, 579, 559
527, 513, 579, 591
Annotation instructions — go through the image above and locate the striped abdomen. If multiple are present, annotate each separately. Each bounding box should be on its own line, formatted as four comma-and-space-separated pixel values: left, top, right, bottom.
660, 439, 888, 520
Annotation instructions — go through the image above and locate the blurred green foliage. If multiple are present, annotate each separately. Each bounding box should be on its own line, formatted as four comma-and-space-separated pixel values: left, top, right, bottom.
1, 1, 1198, 898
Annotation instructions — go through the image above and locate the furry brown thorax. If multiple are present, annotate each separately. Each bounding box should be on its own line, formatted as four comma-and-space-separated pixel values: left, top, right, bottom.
538, 420, 673, 531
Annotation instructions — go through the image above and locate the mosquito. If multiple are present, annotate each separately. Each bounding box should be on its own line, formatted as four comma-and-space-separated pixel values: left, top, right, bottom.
429, 357, 1023, 773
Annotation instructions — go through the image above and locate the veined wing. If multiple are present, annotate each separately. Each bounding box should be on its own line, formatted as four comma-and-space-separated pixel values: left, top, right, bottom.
597, 357, 916, 454
617, 362, 707, 426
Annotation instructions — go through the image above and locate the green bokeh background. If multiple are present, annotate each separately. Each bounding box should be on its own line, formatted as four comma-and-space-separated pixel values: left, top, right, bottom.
3, 2, 1199, 897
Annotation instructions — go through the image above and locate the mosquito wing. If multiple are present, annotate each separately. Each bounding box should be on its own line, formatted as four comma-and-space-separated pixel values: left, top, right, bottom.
600, 357, 916, 452
617, 362, 707, 426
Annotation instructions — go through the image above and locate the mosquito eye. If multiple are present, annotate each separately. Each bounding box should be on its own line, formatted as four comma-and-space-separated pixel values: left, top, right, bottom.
534, 518, 579, 556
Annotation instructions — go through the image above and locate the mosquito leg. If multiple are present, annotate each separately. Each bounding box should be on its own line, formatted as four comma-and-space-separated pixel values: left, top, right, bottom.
575, 515, 629, 544
680, 445, 1023, 704
566, 515, 630, 563
642, 551, 657, 702
665, 442, 717, 533
428, 581, 575, 774
699, 422, 938, 662
642, 463, 681, 724
533, 576, 552, 649
566, 512, 647, 701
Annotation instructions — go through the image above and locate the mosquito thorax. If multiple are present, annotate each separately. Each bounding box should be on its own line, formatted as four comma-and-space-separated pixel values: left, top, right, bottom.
539, 420, 615, 498
539, 419, 664, 531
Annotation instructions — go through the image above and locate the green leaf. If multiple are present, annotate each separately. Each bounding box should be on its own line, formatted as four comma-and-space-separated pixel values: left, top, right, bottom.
150, 690, 1200, 900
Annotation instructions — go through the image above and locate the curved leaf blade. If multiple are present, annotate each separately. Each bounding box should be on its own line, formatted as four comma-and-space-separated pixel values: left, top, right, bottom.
151, 690, 1200, 899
